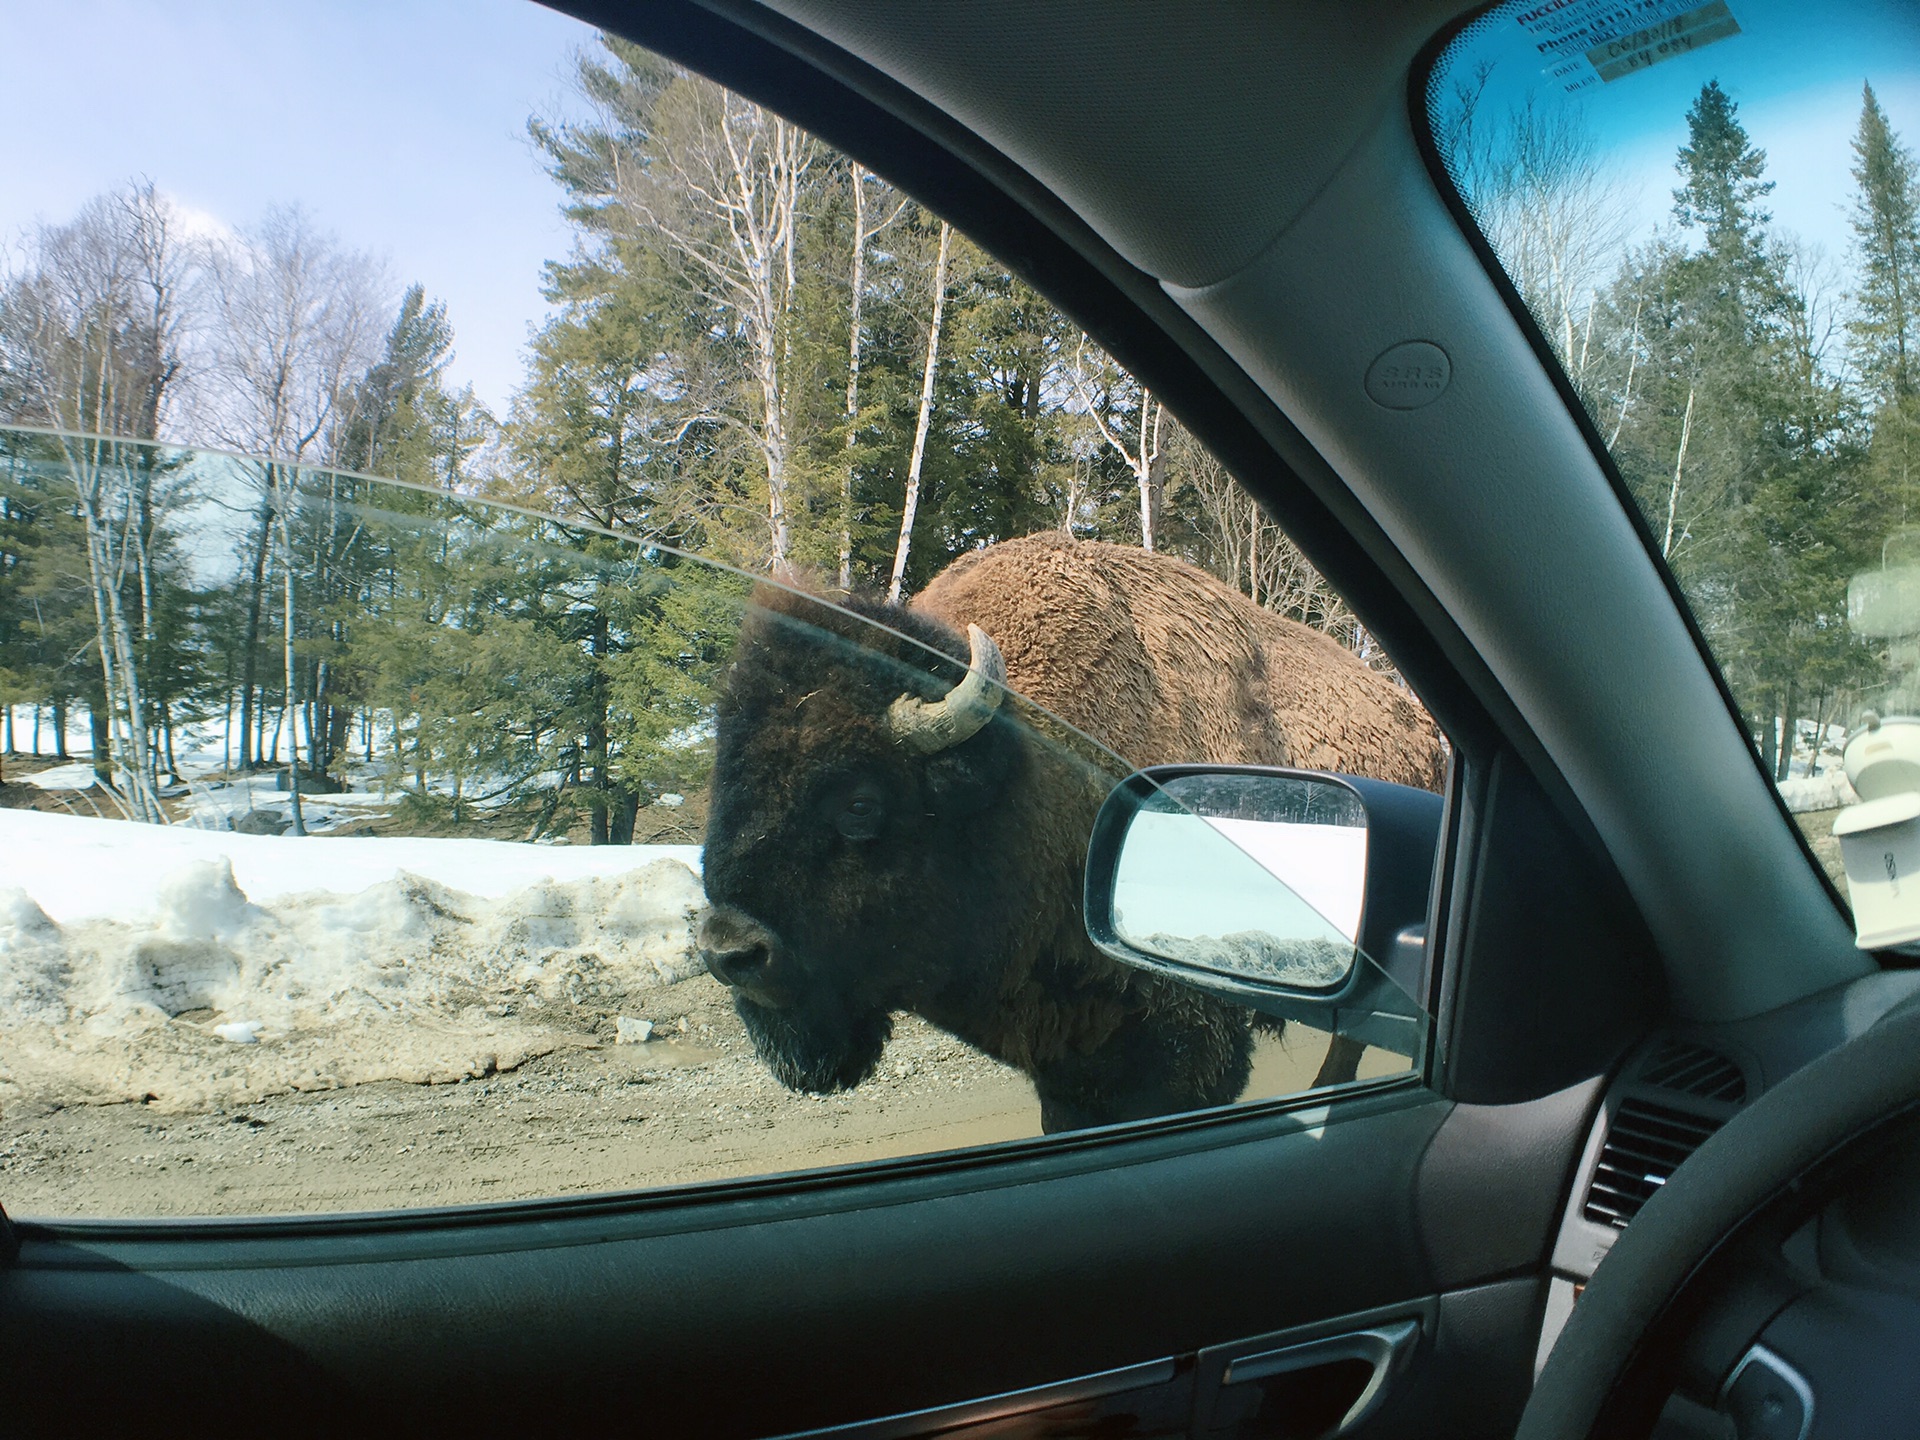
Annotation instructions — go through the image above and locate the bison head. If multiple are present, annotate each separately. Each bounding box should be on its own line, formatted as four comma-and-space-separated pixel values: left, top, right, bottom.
700, 586, 1027, 1093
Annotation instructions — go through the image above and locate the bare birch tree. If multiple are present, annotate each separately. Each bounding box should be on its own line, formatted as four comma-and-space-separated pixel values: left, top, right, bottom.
888, 220, 953, 603
1441, 72, 1632, 386
840, 163, 909, 588
1068, 336, 1167, 550
1166, 423, 1355, 631
609, 78, 817, 571
205, 207, 382, 830
0, 183, 190, 818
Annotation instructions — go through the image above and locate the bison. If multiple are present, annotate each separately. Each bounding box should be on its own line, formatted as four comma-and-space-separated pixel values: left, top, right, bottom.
698, 534, 1444, 1132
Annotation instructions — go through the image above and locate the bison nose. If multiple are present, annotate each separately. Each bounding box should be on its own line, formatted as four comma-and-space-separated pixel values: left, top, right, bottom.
699, 907, 779, 991
705, 938, 771, 988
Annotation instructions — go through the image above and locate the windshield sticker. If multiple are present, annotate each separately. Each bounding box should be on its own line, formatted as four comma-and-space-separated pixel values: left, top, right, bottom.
1514, 0, 1743, 93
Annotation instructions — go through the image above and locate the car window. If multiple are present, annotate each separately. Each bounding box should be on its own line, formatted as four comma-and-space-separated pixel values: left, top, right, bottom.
0, 6, 1447, 1218
1427, 0, 1920, 889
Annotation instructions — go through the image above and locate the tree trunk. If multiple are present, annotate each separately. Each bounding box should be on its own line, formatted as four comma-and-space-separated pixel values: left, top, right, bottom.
326, 698, 351, 781
588, 610, 610, 845
1137, 399, 1164, 553
101, 536, 160, 817
888, 221, 953, 604
283, 556, 305, 834
275, 475, 306, 836
237, 504, 273, 771
1776, 681, 1798, 784
757, 360, 793, 571
1662, 387, 1695, 559
77, 489, 162, 820
1248, 503, 1260, 607
840, 166, 868, 591
52, 697, 68, 759
611, 791, 639, 846
88, 702, 111, 786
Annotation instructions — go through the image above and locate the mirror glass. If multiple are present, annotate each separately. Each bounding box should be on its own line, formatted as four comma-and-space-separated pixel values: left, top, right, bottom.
1111, 772, 1367, 991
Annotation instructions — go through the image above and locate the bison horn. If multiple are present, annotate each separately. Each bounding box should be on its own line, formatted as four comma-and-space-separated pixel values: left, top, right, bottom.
887, 624, 1006, 753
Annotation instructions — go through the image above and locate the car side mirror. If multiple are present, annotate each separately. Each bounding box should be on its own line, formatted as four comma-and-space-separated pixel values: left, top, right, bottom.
1084, 765, 1443, 1056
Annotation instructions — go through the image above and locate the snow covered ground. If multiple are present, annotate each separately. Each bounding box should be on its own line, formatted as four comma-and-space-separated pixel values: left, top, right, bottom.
0, 808, 698, 925
18, 762, 98, 791
2, 706, 93, 760
0, 808, 711, 1110
2, 709, 604, 836
1776, 771, 1859, 814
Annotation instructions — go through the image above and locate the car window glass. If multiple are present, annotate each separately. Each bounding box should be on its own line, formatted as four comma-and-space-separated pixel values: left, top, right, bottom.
0, 6, 1445, 1218
1428, 0, 1920, 889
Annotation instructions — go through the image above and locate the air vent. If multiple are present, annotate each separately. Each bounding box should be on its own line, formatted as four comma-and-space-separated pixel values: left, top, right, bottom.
1583, 1099, 1725, 1230
1640, 1042, 1747, 1103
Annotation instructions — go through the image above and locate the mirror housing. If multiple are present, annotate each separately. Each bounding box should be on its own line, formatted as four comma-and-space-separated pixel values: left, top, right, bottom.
1084, 765, 1443, 1055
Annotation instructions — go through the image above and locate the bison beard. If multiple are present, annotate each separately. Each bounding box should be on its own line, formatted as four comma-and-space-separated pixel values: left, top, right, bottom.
700, 899, 900, 1093
702, 536, 1444, 1132
730, 991, 894, 1095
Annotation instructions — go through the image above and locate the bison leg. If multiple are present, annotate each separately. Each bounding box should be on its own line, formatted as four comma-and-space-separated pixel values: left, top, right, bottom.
1312, 1033, 1367, 1088
1028, 1002, 1254, 1134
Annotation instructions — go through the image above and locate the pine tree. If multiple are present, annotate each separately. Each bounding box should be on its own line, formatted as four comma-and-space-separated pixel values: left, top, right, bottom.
1674, 81, 1777, 273
1849, 82, 1920, 406
1584, 81, 1879, 775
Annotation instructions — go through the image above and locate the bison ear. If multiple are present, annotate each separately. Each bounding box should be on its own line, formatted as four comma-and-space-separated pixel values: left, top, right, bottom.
920, 715, 1017, 818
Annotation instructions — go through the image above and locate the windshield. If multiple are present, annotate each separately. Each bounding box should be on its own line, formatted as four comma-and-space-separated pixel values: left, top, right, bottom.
1428, 0, 1920, 886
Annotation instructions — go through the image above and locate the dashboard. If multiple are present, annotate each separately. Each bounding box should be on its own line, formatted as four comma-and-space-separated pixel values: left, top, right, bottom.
1536, 970, 1920, 1437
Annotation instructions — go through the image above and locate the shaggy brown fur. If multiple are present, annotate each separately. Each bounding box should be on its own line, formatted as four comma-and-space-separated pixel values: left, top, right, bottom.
699, 536, 1442, 1132
912, 534, 1445, 790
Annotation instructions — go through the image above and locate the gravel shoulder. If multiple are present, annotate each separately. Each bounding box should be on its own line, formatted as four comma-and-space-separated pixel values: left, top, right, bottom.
1, 978, 1385, 1219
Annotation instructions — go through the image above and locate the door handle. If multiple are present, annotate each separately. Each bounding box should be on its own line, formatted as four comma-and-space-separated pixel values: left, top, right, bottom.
1217, 1318, 1420, 1437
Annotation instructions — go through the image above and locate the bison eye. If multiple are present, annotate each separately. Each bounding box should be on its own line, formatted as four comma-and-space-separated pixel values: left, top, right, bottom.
835, 784, 888, 841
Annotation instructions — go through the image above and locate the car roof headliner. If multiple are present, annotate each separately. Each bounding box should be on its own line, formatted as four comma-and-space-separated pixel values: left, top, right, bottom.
748, 0, 1470, 290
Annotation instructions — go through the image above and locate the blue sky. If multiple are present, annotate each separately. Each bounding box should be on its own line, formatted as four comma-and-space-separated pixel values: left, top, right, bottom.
9, 1, 1918, 422
0, 0, 600, 417
1440, 0, 1920, 274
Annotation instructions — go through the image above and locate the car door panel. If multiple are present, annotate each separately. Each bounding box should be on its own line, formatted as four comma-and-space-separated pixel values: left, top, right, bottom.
3, 1079, 1598, 1436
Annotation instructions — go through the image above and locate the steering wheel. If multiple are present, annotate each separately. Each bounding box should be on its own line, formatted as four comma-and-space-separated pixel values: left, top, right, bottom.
1517, 995, 1920, 1440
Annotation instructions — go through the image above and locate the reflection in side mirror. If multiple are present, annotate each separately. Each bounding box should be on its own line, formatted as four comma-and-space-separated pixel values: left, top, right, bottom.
1085, 765, 1444, 1051
1109, 773, 1366, 992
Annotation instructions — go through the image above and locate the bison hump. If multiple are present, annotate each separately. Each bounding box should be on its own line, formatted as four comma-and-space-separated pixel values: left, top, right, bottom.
912, 535, 1443, 790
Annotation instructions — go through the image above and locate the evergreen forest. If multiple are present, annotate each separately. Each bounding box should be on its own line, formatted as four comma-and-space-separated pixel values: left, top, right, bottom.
4, 34, 1910, 839
0, 38, 1348, 841
1446, 71, 1920, 781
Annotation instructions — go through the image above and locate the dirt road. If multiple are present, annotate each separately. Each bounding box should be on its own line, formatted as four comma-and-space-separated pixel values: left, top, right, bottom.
0, 979, 1389, 1218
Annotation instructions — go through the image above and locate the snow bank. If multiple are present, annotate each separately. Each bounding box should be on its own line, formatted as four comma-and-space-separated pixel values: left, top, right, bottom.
1776, 771, 1858, 814
0, 810, 711, 1108
0, 808, 699, 924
